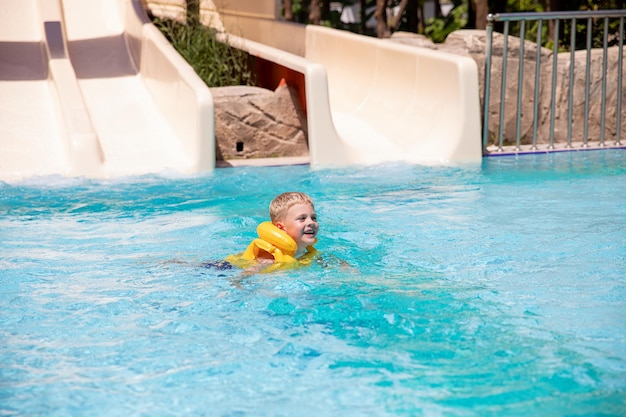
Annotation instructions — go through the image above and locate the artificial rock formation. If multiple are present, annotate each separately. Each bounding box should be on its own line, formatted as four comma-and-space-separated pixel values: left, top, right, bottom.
211, 82, 309, 160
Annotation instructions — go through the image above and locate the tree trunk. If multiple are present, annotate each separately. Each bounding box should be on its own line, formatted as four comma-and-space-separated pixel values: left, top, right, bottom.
321, 0, 330, 21
406, 0, 418, 33
360, 0, 367, 34
391, 0, 409, 32
434, 0, 442, 18
375, 0, 390, 38
284, 0, 293, 21
467, 0, 476, 29
472, 0, 488, 30
549, 0, 567, 10
491, 0, 507, 33
417, 1, 424, 33
309, 0, 321, 24
548, 0, 568, 43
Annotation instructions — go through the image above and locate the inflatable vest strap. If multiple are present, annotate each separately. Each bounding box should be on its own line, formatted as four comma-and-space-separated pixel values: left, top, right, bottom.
226, 222, 317, 269
241, 222, 298, 263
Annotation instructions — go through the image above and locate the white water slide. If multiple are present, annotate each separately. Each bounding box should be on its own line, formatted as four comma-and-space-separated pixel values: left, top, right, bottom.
0, 0, 213, 182
0, 0, 481, 182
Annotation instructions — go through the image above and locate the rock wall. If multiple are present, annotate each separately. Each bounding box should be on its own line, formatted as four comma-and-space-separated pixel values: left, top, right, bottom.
211, 83, 309, 160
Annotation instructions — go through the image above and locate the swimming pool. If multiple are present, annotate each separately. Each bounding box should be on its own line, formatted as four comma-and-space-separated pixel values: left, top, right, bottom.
1, 150, 625, 416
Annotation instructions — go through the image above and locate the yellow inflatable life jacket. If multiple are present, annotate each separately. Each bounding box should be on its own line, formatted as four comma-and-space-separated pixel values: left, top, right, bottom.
225, 222, 317, 270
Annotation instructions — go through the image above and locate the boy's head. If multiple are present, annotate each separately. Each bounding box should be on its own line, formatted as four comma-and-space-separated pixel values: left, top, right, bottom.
270, 192, 314, 223
270, 192, 318, 256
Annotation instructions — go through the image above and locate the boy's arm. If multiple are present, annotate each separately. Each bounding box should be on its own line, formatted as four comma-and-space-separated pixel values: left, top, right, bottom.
229, 258, 275, 287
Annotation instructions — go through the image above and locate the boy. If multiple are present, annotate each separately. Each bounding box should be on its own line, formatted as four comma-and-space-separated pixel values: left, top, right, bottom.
223, 192, 319, 271
269, 191, 318, 259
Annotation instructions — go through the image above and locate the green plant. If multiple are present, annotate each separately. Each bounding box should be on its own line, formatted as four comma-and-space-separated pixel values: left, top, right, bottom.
425, 1, 468, 43
153, 17, 255, 87
501, 0, 624, 51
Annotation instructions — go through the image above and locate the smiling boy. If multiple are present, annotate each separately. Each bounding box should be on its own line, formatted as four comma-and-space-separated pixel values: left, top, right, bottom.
223, 191, 319, 271
269, 192, 318, 259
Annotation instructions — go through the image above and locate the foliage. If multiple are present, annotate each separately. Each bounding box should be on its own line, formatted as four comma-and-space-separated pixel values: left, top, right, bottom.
152, 17, 255, 87
425, 0, 468, 43
283, 0, 310, 22
280, 0, 623, 46
286, 0, 379, 35
564, 12, 623, 50
491, 0, 624, 51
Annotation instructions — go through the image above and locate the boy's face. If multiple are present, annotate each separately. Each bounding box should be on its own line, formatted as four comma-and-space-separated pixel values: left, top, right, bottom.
276, 203, 318, 253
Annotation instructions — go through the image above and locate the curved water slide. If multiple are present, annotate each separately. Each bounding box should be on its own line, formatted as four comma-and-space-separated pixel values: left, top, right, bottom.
212, 0, 482, 166
0, 0, 213, 181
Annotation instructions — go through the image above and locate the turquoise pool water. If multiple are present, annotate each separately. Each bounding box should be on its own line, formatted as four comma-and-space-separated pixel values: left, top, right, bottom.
1, 150, 625, 416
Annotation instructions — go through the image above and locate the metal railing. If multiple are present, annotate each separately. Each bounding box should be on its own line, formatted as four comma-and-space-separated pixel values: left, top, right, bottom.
482, 10, 625, 155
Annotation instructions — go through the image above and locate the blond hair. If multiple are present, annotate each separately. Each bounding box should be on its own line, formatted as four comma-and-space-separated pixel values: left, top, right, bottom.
270, 192, 314, 223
